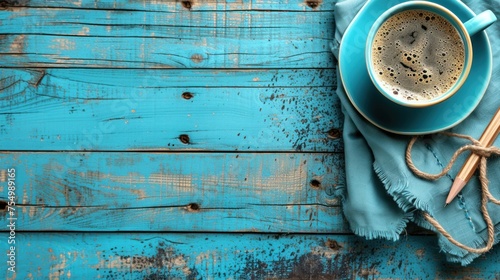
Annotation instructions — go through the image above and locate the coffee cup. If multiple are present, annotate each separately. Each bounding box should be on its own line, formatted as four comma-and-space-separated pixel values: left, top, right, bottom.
365, 1, 496, 108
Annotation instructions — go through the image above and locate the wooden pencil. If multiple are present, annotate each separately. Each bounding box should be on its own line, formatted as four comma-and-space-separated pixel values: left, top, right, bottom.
445, 107, 500, 205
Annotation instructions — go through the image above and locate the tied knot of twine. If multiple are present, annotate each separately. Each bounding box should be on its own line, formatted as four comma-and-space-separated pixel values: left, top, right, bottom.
406, 132, 500, 254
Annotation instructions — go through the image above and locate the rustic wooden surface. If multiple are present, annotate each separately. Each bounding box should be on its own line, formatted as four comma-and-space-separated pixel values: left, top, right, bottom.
0, 0, 499, 279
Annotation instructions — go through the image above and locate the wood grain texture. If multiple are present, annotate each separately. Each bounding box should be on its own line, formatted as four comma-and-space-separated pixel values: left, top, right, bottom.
2, 232, 498, 280
0, 152, 346, 232
0, 0, 335, 11
0, 68, 341, 151
3, 0, 497, 278
0, 5, 335, 68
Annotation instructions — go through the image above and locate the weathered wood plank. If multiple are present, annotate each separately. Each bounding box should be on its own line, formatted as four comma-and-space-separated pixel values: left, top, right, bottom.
0, 0, 335, 11
0, 152, 345, 232
0, 7, 335, 68
0, 69, 342, 151
0, 68, 337, 88
2, 232, 498, 279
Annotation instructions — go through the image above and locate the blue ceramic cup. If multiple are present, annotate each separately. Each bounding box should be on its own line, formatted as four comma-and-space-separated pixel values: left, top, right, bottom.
366, 1, 496, 108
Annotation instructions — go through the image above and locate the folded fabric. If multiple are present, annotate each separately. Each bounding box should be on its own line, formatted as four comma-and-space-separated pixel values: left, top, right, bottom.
332, 0, 500, 265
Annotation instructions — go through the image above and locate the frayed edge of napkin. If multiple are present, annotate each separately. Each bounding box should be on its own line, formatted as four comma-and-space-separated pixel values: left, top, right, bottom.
413, 213, 481, 266
374, 162, 419, 213
374, 162, 475, 265
439, 236, 480, 266
348, 220, 411, 241
377, 160, 500, 266
334, 184, 412, 241
416, 212, 500, 266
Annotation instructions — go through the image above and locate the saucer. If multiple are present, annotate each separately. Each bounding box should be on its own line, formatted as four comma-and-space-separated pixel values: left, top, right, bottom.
338, 0, 493, 135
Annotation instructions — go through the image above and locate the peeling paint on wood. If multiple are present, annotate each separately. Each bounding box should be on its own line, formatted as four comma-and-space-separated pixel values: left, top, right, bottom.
0, 6, 335, 68
9, 34, 25, 53
0, 0, 336, 12
0, 152, 346, 232
2, 233, 500, 279
1, 0, 498, 278
0, 68, 341, 152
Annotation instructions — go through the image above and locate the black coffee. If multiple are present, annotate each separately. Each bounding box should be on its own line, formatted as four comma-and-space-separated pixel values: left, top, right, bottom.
371, 9, 465, 102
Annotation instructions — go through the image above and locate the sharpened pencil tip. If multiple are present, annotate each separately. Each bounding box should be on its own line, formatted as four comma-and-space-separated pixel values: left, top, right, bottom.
446, 177, 467, 205
444, 203, 448, 208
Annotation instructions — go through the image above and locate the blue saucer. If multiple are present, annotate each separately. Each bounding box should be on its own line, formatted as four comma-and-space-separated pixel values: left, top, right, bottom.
339, 0, 493, 135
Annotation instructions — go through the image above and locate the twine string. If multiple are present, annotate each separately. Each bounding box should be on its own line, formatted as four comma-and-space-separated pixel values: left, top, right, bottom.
406, 132, 500, 254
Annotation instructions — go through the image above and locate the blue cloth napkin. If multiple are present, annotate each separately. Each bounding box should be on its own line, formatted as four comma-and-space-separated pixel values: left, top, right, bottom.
332, 0, 500, 265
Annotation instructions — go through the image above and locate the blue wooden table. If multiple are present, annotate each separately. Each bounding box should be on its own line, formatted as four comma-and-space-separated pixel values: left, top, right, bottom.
1, 0, 499, 278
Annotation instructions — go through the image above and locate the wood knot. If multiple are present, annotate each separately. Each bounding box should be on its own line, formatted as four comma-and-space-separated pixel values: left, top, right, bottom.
186, 203, 200, 212
181, 92, 194, 100
191, 54, 203, 64
179, 134, 190, 144
326, 239, 342, 251
309, 179, 321, 189
327, 128, 341, 139
181, 1, 192, 9
306, 0, 321, 9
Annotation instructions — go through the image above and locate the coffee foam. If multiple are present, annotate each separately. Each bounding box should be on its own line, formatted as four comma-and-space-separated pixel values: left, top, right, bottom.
371, 9, 465, 102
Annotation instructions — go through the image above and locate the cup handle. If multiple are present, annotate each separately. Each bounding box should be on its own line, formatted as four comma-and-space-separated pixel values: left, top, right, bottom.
464, 10, 497, 36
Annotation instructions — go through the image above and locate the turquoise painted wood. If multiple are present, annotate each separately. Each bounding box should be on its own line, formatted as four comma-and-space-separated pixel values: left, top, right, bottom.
0, 69, 342, 151
0, 6, 335, 68
2, 232, 500, 280
1, 0, 336, 11
0, 152, 346, 232
0, 0, 499, 278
